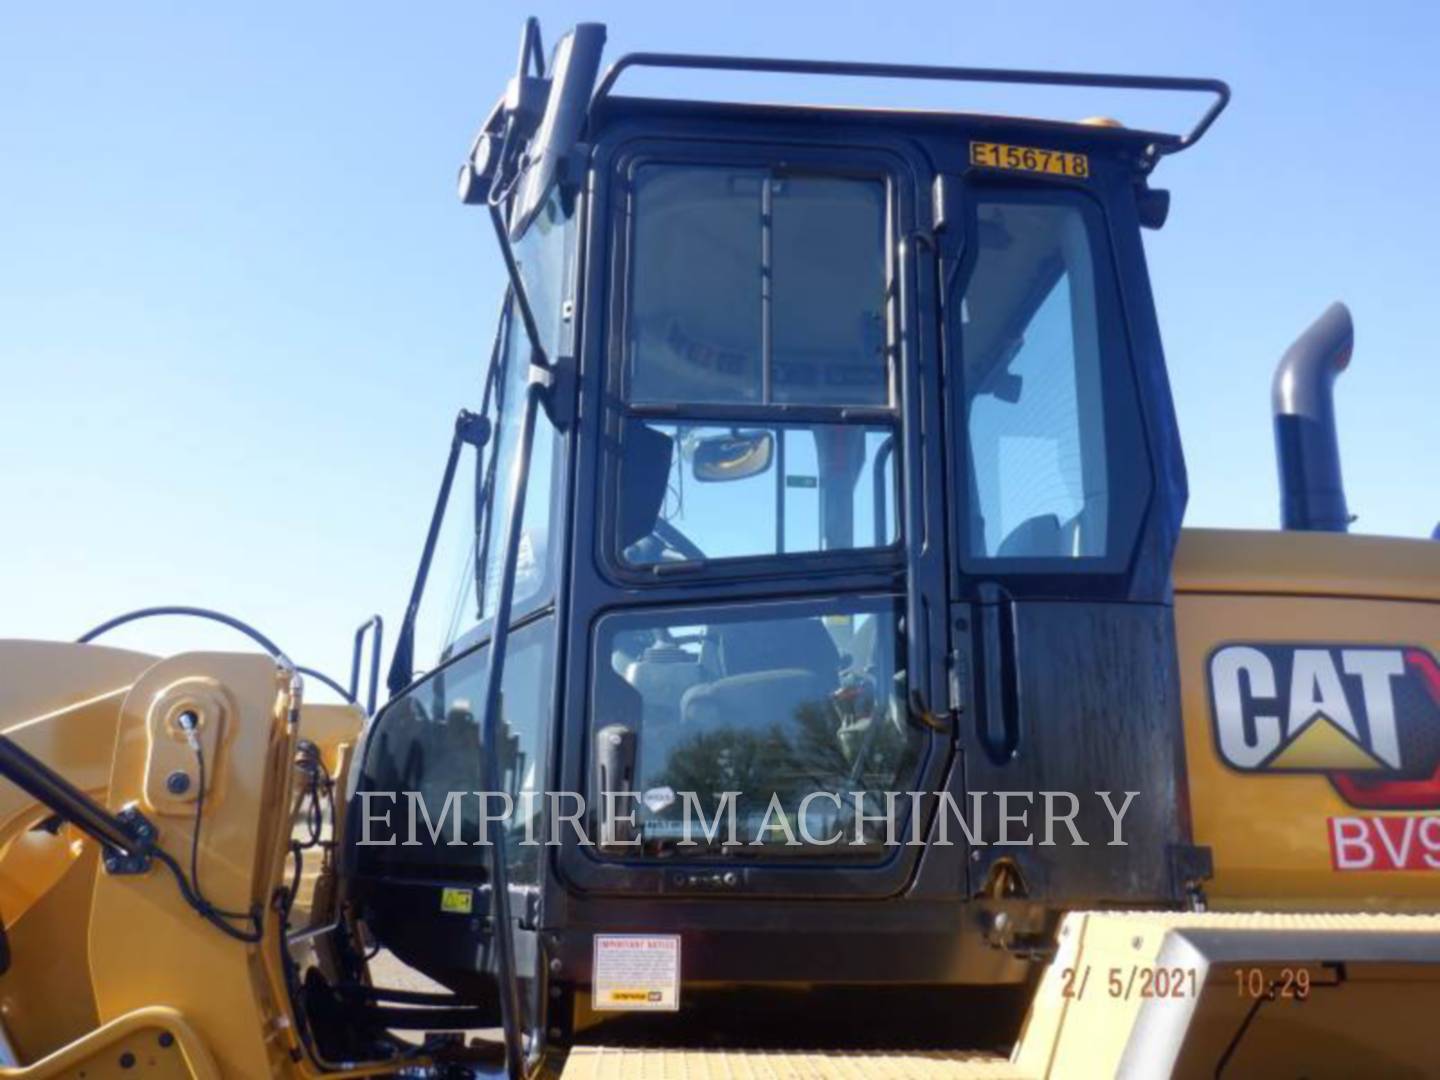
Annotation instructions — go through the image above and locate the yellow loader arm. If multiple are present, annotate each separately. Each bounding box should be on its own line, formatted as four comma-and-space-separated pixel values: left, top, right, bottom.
0, 641, 373, 1077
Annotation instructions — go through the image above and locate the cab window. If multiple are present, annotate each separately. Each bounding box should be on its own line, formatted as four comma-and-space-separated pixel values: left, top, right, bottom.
479, 190, 575, 620
613, 160, 900, 571
627, 166, 889, 405
352, 620, 554, 883
620, 420, 897, 565
959, 193, 1150, 568
591, 598, 923, 859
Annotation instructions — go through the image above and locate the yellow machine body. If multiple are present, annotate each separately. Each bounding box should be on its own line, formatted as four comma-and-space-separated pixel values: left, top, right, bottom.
0, 643, 374, 1077
1175, 529, 1440, 909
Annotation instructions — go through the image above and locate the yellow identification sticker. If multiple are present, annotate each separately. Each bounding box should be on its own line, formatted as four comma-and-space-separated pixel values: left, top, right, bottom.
970, 141, 1089, 179
439, 887, 474, 915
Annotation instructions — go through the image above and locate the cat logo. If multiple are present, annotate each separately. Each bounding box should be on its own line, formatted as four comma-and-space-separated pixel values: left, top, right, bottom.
1208, 644, 1440, 809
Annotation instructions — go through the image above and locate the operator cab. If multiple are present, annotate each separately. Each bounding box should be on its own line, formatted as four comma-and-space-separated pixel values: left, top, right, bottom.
344, 18, 1226, 1067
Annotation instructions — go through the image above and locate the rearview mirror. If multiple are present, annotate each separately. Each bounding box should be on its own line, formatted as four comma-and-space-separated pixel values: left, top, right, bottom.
692, 431, 774, 483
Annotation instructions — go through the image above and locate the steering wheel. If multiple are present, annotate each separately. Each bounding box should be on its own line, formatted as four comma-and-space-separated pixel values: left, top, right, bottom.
652, 519, 706, 562
626, 518, 707, 565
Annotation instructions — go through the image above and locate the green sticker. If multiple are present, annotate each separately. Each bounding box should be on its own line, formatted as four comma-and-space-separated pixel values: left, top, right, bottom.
785, 475, 818, 489
440, 887, 474, 914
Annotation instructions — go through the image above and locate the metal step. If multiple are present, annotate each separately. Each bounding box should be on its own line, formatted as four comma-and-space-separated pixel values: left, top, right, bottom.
561, 1047, 1020, 1080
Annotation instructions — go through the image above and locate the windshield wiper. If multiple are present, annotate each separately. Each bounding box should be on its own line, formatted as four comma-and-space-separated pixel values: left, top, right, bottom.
385, 409, 492, 698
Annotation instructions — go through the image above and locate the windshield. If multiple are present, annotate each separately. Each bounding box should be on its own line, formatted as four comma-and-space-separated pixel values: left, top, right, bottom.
409, 189, 577, 668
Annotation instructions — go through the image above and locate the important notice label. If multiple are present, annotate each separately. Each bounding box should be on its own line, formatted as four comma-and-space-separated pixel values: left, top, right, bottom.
593, 935, 681, 1012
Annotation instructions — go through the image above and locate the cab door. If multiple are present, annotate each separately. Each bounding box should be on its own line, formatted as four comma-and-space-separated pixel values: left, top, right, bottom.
557, 131, 954, 901
939, 154, 1194, 904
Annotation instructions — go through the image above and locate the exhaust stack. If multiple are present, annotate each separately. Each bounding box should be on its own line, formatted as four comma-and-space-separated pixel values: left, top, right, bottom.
1272, 302, 1353, 531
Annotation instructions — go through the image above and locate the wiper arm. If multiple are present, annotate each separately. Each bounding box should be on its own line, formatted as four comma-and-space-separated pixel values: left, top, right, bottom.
488, 203, 549, 371
385, 409, 492, 698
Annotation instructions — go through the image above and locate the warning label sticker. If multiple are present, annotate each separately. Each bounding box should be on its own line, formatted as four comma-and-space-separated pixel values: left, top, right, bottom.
592, 935, 681, 1012
439, 887, 473, 914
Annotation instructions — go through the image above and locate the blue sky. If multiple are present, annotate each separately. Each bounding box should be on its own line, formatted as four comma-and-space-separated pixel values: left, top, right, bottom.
3, 1, 1437, 693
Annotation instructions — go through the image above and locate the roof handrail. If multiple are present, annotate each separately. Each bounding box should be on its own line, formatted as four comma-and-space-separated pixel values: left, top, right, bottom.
594, 52, 1229, 165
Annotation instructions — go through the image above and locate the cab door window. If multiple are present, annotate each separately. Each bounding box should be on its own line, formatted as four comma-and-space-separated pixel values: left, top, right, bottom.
591, 598, 923, 859
627, 166, 889, 406
614, 160, 899, 571
620, 420, 897, 565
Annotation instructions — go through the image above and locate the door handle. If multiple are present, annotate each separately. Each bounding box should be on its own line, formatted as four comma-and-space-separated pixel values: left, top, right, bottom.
976, 597, 1020, 764
896, 230, 944, 733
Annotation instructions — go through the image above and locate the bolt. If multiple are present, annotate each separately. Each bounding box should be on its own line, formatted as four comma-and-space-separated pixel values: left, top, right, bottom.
165, 770, 191, 795
176, 710, 200, 733
549, 957, 562, 974
119, 1052, 136, 1069
158, 1032, 175, 1048
723, 871, 738, 887
992, 912, 1010, 934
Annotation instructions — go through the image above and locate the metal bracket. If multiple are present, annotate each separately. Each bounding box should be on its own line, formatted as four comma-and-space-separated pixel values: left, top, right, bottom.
102, 806, 158, 876
534, 357, 577, 431
456, 409, 492, 450
1168, 843, 1214, 911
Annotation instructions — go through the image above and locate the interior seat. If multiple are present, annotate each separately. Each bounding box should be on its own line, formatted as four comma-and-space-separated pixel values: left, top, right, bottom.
679, 618, 841, 740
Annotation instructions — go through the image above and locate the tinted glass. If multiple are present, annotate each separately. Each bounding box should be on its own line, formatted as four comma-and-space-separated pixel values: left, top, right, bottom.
770, 176, 888, 405
618, 420, 897, 565
627, 164, 888, 406
591, 600, 924, 859
411, 447, 480, 668
629, 166, 764, 404
353, 620, 554, 882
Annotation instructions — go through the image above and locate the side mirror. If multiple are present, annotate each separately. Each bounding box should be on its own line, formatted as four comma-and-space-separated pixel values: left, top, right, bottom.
509, 23, 607, 238
692, 431, 774, 483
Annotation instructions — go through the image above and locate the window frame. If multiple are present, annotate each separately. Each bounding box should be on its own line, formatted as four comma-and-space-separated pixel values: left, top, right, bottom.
950, 179, 1156, 586
599, 140, 912, 587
